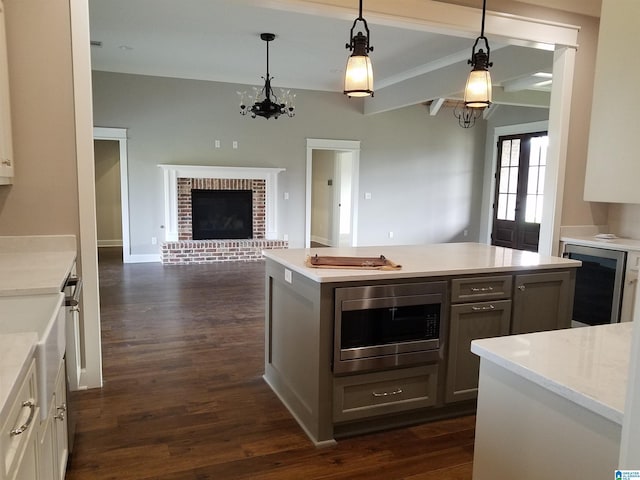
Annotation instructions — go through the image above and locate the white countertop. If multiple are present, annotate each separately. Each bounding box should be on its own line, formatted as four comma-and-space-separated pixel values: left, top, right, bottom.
263, 243, 580, 283
0, 333, 37, 422
561, 235, 640, 253
471, 323, 632, 425
0, 235, 77, 296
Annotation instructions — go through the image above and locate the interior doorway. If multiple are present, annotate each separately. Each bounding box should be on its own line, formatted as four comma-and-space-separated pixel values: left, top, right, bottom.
94, 139, 122, 250
93, 127, 131, 262
305, 139, 360, 248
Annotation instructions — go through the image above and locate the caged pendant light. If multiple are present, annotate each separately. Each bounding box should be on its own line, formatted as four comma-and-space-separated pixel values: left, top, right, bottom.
238, 33, 295, 119
464, 0, 493, 108
344, 0, 374, 97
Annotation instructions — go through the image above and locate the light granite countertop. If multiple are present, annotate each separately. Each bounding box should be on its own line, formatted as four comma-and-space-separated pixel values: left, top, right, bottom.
561, 235, 640, 253
0, 332, 37, 422
0, 235, 77, 296
263, 242, 580, 283
471, 322, 631, 425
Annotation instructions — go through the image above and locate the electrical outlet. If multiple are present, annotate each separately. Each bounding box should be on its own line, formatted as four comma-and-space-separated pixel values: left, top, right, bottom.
214, 140, 220, 148
365, 192, 372, 200
284, 268, 292, 284
151, 236, 157, 245
283, 234, 289, 241
389, 231, 394, 239
232, 141, 238, 149
284, 192, 289, 200
463, 229, 468, 237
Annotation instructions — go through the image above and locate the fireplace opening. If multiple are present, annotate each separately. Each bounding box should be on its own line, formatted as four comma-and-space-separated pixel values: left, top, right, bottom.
191, 189, 253, 240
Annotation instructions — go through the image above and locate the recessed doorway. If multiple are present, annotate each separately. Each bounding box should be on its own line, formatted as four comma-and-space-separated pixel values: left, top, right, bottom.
305, 139, 360, 248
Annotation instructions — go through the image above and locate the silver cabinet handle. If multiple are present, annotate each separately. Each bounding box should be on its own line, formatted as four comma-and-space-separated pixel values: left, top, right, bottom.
10, 400, 36, 436
518, 285, 526, 291
471, 305, 495, 311
54, 403, 67, 421
470, 286, 494, 292
372, 388, 403, 398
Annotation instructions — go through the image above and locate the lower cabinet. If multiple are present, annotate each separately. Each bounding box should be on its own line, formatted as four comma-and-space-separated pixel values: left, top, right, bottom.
333, 365, 438, 423
511, 271, 572, 334
2, 360, 39, 480
445, 300, 511, 403
38, 360, 68, 480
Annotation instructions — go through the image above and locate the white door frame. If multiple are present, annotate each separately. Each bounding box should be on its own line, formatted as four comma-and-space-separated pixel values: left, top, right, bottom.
93, 127, 133, 263
306, 139, 360, 248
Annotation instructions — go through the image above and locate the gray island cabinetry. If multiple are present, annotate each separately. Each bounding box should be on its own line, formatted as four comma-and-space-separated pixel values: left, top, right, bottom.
263, 243, 580, 445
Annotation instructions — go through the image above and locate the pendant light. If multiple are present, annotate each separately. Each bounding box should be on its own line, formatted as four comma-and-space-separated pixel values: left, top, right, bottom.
464, 0, 493, 108
238, 33, 295, 119
344, 0, 374, 97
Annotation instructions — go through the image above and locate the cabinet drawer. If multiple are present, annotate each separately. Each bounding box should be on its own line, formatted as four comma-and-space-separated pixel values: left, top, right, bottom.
1, 359, 38, 480
333, 365, 438, 423
451, 275, 512, 303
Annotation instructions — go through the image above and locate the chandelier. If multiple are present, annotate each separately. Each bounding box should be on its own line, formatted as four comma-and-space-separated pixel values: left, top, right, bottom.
453, 102, 482, 128
239, 33, 295, 119
464, 0, 493, 108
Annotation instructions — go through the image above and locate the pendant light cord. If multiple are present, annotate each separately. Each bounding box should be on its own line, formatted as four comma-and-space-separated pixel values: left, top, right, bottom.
480, 0, 487, 37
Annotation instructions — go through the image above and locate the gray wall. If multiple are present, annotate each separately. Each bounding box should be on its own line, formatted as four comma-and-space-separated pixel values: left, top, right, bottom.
92, 71, 488, 253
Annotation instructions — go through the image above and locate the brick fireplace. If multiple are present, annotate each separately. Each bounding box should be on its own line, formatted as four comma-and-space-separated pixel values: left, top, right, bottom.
158, 165, 287, 264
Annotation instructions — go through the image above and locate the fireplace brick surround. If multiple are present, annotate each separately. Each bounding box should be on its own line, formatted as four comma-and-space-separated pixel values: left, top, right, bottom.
159, 166, 287, 265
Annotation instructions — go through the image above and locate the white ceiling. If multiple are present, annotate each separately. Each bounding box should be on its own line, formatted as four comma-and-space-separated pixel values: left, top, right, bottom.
88, 0, 563, 108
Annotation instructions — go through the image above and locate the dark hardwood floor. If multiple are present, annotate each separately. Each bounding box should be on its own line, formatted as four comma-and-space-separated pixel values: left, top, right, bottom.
65, 248, 475, 479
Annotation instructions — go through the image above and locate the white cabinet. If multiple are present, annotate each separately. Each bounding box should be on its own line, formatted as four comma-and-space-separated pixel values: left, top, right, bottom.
0, 0, 13, 185
584, 0, 640, 203
1, 359, 39, 480
37, 360, 68, 480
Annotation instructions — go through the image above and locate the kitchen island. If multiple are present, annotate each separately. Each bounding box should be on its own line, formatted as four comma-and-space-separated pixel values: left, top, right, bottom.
471, 323, 630, 479
263, 243, 580, 445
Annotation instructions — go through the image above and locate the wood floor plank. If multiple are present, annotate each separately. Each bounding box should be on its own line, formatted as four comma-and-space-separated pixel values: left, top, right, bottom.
65, 249, 474, 479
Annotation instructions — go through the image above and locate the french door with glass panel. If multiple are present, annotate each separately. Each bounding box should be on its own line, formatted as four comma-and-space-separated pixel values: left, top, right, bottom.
491, 132, 548, 252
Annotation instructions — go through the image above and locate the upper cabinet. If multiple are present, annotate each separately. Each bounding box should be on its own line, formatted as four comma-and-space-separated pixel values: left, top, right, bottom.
0, 0, 13, 185
584, 0, 639, 203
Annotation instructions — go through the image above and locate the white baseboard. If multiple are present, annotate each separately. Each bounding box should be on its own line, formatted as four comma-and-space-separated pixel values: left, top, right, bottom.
311, 235, 334, 247
98, 239, 123, 247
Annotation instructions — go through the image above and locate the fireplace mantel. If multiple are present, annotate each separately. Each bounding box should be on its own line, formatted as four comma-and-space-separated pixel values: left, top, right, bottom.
158, 165, 285, 242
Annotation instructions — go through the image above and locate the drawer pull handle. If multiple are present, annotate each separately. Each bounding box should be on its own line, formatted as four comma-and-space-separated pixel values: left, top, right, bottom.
372, 388, 403, 398
1, 158, 11, 166
9, 400, 36, 437
470, 286, 494, 292
471, 305, 495, 311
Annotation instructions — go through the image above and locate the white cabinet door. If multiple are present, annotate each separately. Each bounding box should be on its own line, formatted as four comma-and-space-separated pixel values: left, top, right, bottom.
38, 361, 68, 480
53, 361, 68, 480
584, 0, 640, 203
0, 0, 13, 185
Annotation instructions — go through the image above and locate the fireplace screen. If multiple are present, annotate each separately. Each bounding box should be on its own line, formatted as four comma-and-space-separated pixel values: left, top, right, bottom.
191, 189, 253, 240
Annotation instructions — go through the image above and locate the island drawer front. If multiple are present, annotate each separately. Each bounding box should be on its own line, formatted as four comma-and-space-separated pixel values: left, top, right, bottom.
1, 359, 38, 480
333, 365, 438, 423
451, 275, 512, 303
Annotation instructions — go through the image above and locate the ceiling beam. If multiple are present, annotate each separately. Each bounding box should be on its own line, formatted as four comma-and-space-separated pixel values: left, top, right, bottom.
429, 98, 445, 116
248, 0, 579, 48
364, 46, 553, 115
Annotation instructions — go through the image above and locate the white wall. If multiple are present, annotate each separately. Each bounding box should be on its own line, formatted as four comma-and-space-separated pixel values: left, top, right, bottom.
91, 71, 488, 252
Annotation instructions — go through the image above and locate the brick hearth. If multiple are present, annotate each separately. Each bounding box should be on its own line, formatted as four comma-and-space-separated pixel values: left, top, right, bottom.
160, 172, 287, 264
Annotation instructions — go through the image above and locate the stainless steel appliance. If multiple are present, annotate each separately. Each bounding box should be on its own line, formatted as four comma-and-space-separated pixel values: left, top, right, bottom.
333, 281, 447, 374
563, 244, 626, 326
